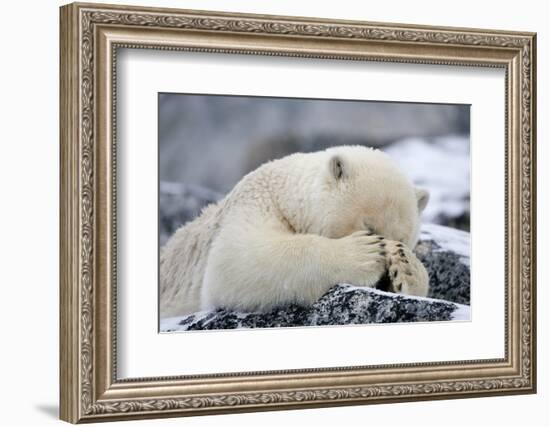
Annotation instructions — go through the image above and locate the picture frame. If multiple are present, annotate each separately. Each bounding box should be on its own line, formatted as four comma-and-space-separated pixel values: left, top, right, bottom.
59, 2, 537, 423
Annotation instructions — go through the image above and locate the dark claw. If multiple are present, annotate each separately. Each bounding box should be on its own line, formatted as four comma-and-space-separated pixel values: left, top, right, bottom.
380, 242, 386, 248
375, 273, 392, 292
396, 243, 404, 248
402, 259, 409, 264
379, 251, 386, 256
377, 236, 384, 240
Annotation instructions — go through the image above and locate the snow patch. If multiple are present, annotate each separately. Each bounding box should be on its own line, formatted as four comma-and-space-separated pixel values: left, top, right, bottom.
450, 304, 471, 321
384, 135, 470, 225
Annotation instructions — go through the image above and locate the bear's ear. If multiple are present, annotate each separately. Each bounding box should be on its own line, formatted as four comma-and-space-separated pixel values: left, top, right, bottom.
415, 188, 430, 213
329, 155, 346, 181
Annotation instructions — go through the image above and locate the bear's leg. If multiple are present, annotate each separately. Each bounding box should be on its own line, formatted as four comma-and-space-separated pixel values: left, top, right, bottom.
384, 240, 429, 297
201, 228, 387, 312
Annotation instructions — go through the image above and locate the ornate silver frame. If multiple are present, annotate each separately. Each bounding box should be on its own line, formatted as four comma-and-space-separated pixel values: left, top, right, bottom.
60, 2, 536, 423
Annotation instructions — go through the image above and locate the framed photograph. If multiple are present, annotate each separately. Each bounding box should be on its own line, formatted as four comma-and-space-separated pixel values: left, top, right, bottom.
59, 2, 537, 423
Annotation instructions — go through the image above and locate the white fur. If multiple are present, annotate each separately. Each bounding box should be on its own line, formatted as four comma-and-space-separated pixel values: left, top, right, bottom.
160, 146, 429, 318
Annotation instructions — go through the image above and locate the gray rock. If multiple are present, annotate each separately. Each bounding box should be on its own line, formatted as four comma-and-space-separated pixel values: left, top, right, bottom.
416, 224, 470, 305
161, 285, 468, 332
159, 182, 222, 246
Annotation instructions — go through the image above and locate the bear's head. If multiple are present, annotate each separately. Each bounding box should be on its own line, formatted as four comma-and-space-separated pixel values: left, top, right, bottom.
293, 146, 429, 249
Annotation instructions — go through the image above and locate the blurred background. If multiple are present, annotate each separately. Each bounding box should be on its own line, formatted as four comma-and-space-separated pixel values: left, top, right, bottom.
159, 94, 470, 245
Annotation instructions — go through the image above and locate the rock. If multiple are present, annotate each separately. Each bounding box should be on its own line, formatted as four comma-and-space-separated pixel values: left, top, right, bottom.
159, 223, 471, 332
416, 223, 470, 305
159, 182, 222, 246
160, 285, 469, 331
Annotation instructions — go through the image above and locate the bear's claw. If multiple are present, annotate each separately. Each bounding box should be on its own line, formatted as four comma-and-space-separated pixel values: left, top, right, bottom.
383, 240, 429, 297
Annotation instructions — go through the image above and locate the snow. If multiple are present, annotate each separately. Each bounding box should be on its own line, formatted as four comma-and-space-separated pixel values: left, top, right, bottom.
384, 135, 470, 225
160, 311, 210, 332
450, 304, 471, 321
160, 181, 223, 200
419, 223, 470, 266
160, 316, 188, 332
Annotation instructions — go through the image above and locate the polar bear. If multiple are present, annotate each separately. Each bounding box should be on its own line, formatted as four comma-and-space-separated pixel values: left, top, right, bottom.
160, 145, 430, 318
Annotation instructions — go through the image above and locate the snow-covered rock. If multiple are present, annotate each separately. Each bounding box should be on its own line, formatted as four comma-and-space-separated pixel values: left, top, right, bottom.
417, 224, 470, 305
161, 286, 469, 332
159, 223, 471, 332
159, 182, 222, 246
